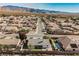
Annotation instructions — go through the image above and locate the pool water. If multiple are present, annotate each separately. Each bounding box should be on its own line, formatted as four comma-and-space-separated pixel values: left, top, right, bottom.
55, 43, 61, 49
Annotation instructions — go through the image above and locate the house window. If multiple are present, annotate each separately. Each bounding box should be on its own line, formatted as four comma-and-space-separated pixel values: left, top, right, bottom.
70, 44, 78, 48
73, 49, 75, 51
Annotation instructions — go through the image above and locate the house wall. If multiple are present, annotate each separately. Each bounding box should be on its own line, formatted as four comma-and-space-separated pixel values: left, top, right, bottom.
66, 41, 79, 51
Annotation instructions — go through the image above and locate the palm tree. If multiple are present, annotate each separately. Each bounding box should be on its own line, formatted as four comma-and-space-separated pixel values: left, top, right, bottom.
18, 29, 29, 41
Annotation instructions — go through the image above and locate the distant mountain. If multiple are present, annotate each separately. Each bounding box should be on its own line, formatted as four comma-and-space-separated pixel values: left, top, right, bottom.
0, 5, 69, 14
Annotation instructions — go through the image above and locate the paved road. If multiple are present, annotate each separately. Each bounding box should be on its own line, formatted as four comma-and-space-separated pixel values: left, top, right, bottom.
35, 18, 44, 36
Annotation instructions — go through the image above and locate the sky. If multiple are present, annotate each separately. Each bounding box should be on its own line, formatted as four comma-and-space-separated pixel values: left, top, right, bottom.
0, 3, 79, 12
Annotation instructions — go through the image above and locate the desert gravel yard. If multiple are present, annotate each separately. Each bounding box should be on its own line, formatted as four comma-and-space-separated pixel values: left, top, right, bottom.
0, 38, 19, 45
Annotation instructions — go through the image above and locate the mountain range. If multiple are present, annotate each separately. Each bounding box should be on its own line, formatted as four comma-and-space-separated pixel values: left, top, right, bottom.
0, 5, 69, 14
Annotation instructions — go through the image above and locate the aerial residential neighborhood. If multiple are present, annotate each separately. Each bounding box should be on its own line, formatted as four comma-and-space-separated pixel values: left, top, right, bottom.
0, 3, 79, 56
